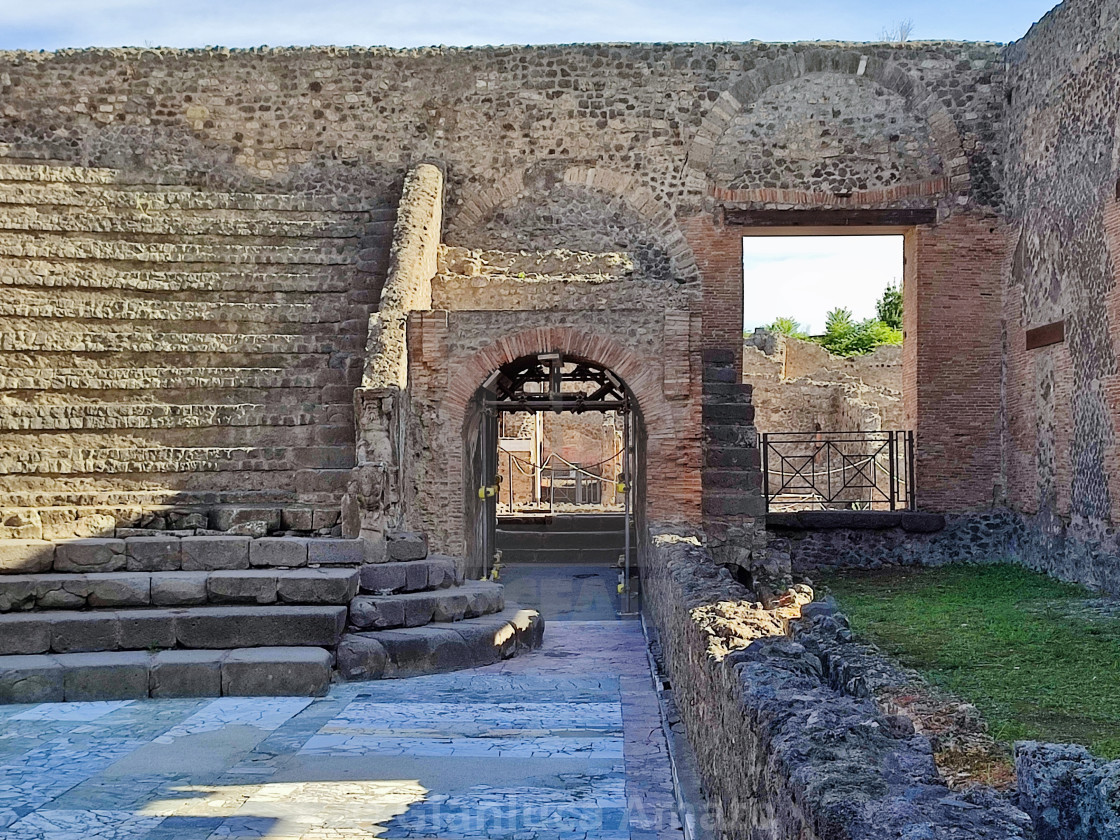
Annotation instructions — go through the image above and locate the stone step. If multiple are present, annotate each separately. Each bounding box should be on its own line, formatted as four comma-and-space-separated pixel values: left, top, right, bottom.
0, 403, 352, 432
0, 423, 355, 450
358, 555, 461, 594
0, 537, 365, 575
0, 208, 378, 239
0, 179, 390, 214
0, 646, 333, 703
496, 546, 628, 565
0, 444, 356, 475
0, 232, 360, 265
0, 604, 347, 655
0, 568, 359, 612
337, 606, 545, 680
0, 291, 363, 325
497, 513, 629, 533
0, 260, 384, 293
347, 580, 505, 631
0, 365, 350, 391
0, 323, 363, 354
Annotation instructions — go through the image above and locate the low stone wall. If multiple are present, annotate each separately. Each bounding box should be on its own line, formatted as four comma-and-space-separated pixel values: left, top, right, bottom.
1016, 742, 1120, 840
642, 525, 1030, 839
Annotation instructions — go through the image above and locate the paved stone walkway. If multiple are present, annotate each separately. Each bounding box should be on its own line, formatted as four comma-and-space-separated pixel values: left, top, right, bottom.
0, 619, 682, 839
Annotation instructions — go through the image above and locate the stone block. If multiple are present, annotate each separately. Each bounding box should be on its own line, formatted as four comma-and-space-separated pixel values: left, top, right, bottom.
150, 649, 223, 698
60, 651, 151, 701
151, 572, 209, 606
312, 508, 340, 530
207, 571, 278, 604
0, 540, 55, 574
34, 574, 90, 609
126, 537, 182, 572
348, 596, 404, 630
405, 562, 430, 592
281, 508, 314, 532
210, 507, 281, 533
386, 531, 427, 561
182, 536, 250, 571
335, 633, 388, 680
54, 539, 126, 573
221, 647, 332, 697
118, 610, 177, 650
276, 569, 358, 604
174, 606, 346, 649
451, 620, 514, 666
379, 626, 473, 676
86, 573, 152, 608
427, 555, 459, 589
50, 612, 120, 653
0, 654, 63, 703
509, 608, 545, 650
359, 562, 408, 593
0, 614, 50, 654
426, 592, 466, 624
0, 576, 38, 611
249, 538, 308, 568
308, 538, 365, 565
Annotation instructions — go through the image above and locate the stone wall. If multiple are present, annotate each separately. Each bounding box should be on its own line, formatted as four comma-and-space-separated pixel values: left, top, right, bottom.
742, 332, 903, 435
999, 0, 1120, 591
641, 525, 1031, 840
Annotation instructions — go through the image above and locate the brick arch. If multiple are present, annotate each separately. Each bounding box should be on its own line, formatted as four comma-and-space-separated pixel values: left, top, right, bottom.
685, 50, 970, 197
445, 326, 672, 435
446, 164, 701, 282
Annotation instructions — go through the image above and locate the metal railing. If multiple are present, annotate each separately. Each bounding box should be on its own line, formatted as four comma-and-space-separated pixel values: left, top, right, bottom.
498, 449, 622, 513
762, 430, 914, 512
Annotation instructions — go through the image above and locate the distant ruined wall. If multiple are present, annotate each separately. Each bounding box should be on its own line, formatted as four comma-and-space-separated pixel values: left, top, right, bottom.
1001, 0, 1120, 593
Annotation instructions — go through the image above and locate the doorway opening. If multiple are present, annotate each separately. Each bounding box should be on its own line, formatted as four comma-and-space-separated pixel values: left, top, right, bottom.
464, 352, 643, 619
741, 232, 911, 512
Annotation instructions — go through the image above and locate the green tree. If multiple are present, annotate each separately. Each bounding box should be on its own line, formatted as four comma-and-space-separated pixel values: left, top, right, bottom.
876, 281, 903, 330
817, 306, 902, 357
764, 316, 809, 339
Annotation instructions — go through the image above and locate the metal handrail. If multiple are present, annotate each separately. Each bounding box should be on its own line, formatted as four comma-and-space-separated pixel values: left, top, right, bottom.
762, 430, 915, 511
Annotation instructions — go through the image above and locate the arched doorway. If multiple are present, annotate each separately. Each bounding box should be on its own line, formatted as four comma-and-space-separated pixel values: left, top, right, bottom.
463, 352, 645, 616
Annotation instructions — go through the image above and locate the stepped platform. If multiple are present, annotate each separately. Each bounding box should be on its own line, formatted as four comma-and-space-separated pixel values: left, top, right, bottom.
497, 513, 635, 564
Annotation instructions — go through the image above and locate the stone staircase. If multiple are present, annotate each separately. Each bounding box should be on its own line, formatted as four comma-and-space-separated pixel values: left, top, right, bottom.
0, 159, 393, 536
336, 531, 544, 681
0, 532, 542, 703
496, 513, 634, 564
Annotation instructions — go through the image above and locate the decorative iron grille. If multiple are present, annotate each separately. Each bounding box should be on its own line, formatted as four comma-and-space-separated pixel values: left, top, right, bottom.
762, 430, 915, 512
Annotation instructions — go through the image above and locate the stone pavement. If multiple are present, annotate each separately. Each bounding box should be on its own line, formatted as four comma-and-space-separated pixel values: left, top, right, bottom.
0, 613, 683, 838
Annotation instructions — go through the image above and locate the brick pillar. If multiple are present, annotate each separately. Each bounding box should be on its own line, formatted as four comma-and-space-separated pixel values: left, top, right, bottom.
700, 348, 786, 588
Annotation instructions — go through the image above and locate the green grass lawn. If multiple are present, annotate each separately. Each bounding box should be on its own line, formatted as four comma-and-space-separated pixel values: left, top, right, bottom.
819, 564, 1120, 759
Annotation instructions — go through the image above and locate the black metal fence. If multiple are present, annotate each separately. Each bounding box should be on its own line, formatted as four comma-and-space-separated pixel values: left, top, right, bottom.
762, 430, 915, 512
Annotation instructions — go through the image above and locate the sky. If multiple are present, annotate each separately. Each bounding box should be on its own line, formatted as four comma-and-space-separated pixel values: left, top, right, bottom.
0, 1, 1059, 51
743, 236, 903, 335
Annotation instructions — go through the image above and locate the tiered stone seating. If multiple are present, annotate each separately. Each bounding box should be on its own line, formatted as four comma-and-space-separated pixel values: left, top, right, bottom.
0, 160, 392, 534
336, 531, 544, 680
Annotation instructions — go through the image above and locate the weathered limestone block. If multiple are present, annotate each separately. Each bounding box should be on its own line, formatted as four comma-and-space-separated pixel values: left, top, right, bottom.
387, 531, 427, 561
207, 570, 279, 604
182, 536, 250, 571
0, 613, 51, 654
282, 508, 314, 531
72, 514, 118, 538
86, 573, 151, 607
51, 612, 121, 653
249, 538, 308, 568
118, 610, 177, 650
335, 633, 388, 680
126, 537, 182, 572
308, 538, 365, 565
150, 572, 208, 606
0, 576, 38, 611
150, 650, 223, 698
174, 606, 346, 649
0, 654, 63, 703
60, 651, 151, 701
221, 647, 332, 697
378, 626, 473, 676
0, 540, 55, 574
348, 596, 405, 630
276, 568, 358, 604
0, 510, 43, 540
54, 539, 126, 573
34, 574, 90, 609
210, 508, 280, 534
